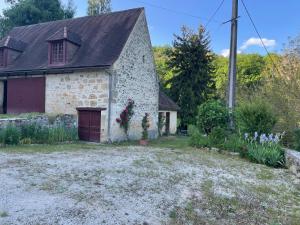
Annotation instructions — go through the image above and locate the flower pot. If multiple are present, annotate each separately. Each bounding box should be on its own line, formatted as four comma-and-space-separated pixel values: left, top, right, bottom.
139, 139, 148, 146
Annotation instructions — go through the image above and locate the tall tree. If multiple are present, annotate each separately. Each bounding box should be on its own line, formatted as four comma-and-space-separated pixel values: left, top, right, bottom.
87, 0, 111, 16
0, 0, 76, 38
167, 26, 215, 127
153, 46, 174, 89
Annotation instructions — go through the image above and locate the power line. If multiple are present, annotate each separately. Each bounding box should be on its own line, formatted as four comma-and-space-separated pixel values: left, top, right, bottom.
240, 0, 280, 75
205, 0, 226, 28
130, 0, 222, 24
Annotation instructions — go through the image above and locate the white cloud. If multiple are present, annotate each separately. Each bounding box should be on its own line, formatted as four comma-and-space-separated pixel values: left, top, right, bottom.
240, 37, 276, 50
220, 49, 230, 57
220, 49, 242, 57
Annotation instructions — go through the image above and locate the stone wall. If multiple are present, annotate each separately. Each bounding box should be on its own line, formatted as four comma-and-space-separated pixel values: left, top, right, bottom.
285, 149, 300, 178
110, 10, 159, 141
0, 114, 77, 130
45, 71, 109, 141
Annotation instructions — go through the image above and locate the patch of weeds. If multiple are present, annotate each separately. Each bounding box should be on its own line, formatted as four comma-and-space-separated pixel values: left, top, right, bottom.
254, 185, 277, 195
166, 173, 186, 186
132, 158, 154, 168
169, 209, 177, 219
256, 169, 275, 180
0, 211, 8, 217
168, 177, 290, 224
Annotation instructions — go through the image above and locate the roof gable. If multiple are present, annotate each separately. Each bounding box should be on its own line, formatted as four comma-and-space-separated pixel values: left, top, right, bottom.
0, 8, 143, 75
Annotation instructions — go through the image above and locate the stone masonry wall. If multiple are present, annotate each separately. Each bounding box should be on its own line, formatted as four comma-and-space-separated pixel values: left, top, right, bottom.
0, 114, 77, 130
45, 71, 109, 141
110, 10, 159, 141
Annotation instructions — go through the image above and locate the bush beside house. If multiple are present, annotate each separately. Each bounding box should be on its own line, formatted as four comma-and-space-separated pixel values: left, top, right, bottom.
189, 100, 285, 168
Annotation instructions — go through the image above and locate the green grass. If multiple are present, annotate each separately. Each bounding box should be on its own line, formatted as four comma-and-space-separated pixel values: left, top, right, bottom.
148, 136, 190, 149
0, 211, 8, 217
110, 135, 190, 149
0, 135, 190, 153
0, 142, 103, 153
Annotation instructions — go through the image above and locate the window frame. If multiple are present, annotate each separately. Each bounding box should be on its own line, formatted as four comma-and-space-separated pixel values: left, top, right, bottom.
48, 40, 67, 66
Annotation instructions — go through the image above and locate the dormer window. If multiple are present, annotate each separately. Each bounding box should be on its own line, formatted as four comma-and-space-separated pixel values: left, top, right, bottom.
0, 49, 4, 67
0, 49, 5, 67
47, 27, 81, 66
49, 40, 65, 65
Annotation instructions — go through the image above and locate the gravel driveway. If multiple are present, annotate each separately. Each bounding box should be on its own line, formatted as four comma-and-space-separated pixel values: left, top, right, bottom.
1, 145, 299, 225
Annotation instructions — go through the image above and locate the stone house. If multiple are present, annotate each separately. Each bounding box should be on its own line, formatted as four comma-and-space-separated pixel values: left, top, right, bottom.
0, 8, 160, 142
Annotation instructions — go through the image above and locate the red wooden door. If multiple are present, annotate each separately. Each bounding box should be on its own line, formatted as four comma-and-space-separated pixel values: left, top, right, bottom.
78, 110, 101, 142
7, 77, 45, 114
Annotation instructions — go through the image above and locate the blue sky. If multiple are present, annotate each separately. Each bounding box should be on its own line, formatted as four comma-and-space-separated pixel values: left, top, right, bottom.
0, 0, 299, 56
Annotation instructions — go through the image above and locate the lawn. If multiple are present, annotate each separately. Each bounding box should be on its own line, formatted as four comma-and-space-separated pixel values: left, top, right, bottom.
0, 136, 299, 225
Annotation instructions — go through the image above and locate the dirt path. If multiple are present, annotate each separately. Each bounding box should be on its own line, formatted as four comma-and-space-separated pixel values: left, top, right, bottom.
0, 146, 299, 225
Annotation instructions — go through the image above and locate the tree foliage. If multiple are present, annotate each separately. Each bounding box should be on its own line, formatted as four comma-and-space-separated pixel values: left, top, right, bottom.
212, 54, 267, 99
87, 0, 111, 16
0, 0, 76, 38
153, 46, 174, 89
258, 36, 300, 134
167, 26, 215, 127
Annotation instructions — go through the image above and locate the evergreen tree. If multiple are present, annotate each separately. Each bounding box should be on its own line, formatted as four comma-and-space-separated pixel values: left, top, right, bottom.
0, 0, 76, 38
167, 26, 215, 127
87, 0, 111, 16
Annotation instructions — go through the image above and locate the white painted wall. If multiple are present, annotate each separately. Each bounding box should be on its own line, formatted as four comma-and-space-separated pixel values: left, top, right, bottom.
159, 111, 177, 135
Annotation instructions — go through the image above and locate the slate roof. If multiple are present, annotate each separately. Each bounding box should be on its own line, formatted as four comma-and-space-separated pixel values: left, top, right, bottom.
159, 90, 180, 111
0, 36, 27, 52
0, 8, 143, 75
47, 27, 82, 46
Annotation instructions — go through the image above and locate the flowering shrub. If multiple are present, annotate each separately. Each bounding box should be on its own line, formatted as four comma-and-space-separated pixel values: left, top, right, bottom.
141, 113, 150, 140
244, 132, 284, 145
244, 132, 285, 167
116, 99, 135, 138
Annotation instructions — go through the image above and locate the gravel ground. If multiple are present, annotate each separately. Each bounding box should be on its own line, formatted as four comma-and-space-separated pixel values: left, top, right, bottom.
0, 145, 300, 225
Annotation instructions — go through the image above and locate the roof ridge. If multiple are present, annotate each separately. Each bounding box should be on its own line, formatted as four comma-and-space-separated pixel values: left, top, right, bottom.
11, 8, 144, 30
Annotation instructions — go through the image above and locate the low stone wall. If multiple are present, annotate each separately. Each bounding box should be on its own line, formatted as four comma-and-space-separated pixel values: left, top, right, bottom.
0, 114, 77, 129
285, 149, 300, 178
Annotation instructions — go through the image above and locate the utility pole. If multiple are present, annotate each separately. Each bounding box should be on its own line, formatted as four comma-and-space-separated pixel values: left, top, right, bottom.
227, 0, 238, 127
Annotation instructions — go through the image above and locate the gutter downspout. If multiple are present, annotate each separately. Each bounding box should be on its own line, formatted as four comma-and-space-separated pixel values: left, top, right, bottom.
105, 69, 113, 143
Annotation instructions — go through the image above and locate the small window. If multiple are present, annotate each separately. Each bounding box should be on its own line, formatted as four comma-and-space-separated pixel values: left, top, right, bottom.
50, 41, 65, 65
0, 49, 5, 67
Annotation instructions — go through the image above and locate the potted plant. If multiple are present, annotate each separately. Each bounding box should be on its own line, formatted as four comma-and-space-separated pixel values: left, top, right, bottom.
140, 113, 150, 146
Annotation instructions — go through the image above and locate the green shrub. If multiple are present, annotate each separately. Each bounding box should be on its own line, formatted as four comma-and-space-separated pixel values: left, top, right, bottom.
236, 99, 277, 135
197, 100, 230, 135
293, 129, 300, 151
188, 125, 211, 148
46, 126, 78, 144
0, 123, 78, 146
208, 127, 228, 148
222, 134, 247, 153
247, 143, 285, 167
3, 124, 21, 145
